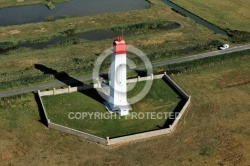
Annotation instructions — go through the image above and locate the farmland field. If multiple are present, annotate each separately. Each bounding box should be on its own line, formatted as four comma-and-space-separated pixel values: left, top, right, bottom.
0, 58, 249, 165
0, 0, 227, 91
171, 0, 250, 32
1, 0, 250, 165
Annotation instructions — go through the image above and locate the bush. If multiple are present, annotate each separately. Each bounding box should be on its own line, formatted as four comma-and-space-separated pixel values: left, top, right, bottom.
26, 36, 52, 44
0, 41, 17, 50
58, 38, 81, 46
46, 1, 55, 10
227, 29, 250, 43
61, 29, 76, 36
7, 47, 34, 54
160, 49, 250, 73
111, 21, 174, 32
208, 40, 224, 48
199, 147, 212, 156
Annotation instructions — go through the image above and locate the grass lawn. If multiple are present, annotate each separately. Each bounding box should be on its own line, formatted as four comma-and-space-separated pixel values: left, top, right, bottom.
0, 58, 249, 165
0, 0, 68, 9
171, 0, 250, 32
42, 79, 180, 138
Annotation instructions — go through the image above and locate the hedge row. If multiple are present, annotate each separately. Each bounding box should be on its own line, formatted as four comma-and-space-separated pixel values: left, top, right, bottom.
160, 49, 250, 72
111, 21, 175, 32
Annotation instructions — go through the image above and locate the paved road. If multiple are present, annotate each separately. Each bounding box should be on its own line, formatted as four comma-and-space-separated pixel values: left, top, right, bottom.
137, 44, 250, 69
1, 44, 250, 98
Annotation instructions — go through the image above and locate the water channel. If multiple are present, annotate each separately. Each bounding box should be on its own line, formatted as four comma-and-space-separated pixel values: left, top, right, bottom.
0, 0, 229, 54
161, 0, 228, 35
0, 0, 149, 26
0, 23, 181, 54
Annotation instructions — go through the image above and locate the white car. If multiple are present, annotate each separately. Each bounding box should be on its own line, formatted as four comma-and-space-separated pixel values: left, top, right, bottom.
219, 44, 229, 50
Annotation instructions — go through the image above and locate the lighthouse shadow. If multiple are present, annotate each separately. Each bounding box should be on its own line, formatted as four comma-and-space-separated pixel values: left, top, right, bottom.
34, 64, 106, 105
80, 88, 106, 104
34, 64, 84, 86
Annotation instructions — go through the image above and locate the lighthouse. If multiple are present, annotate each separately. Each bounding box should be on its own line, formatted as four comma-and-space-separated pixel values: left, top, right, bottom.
107, 36, 131, 116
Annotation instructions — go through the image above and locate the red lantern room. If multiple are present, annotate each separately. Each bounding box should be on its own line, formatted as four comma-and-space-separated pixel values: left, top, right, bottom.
113, 36, 126, 55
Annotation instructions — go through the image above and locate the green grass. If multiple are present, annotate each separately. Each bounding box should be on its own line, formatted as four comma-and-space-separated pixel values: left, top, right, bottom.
0, 41, 17, 50
46, 1, 55, 10
111, 21, 177, 32
152, 49, 250, 74
0, 58, 250, 165
42, 79, 180, 138
0, 0, 68, 9
0, 0, 228, 91
170, 0, 250, 32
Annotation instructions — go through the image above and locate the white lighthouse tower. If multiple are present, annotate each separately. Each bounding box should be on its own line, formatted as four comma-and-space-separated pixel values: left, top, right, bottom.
107, 36, 131, 116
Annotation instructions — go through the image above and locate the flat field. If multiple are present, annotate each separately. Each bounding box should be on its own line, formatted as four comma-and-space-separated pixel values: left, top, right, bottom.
171, 0, 250, 32
42, 79, 180, 138
0, 58, 249, 165
0, 0, 227, 91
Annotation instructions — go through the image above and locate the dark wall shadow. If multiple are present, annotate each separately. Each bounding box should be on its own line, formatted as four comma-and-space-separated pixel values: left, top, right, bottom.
162, 77, 186, 100
33, 92, 48, 126
161, 99, 187, 128
160, 77, 188, 128
165, 70, 181, 75
134, 69, 148, 77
